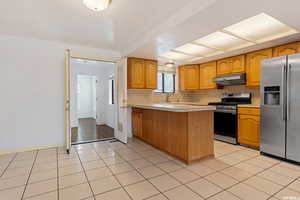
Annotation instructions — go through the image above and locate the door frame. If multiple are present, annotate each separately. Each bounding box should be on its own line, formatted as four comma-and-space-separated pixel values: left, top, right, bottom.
64, 50, 125, 153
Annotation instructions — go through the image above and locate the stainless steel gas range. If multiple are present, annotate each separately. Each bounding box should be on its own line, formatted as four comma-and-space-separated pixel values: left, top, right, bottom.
208, 93, 251, 144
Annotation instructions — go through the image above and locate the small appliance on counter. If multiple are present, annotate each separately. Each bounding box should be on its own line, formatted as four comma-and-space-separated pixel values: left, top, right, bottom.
208, 93, 251, 144
261, 53, 300, 163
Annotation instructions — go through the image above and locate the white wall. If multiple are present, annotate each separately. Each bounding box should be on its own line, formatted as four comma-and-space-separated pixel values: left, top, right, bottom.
0, 34, 120, 153
70, 59, 115, 128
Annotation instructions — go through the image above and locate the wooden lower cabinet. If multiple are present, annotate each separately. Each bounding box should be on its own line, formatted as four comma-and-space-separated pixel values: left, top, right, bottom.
132, 108, 214, 163
238, 108, 260, 148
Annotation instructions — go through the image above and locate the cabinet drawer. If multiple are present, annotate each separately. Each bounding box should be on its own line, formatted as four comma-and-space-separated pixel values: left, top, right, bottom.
238, 108, 260, 115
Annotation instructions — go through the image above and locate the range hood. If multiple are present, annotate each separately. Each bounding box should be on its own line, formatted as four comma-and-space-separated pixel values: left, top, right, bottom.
213, 73, 246, 86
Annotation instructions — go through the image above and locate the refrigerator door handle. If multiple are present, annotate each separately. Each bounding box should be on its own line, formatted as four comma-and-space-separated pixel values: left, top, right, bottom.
287, 64, 291, 121
282, 65, 287, 121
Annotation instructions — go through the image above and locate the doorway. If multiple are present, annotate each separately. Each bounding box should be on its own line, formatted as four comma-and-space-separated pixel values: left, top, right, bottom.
70, 58, 116, 144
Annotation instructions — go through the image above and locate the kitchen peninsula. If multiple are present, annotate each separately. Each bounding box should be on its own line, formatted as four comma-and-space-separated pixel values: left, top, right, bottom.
130, 104, 216, 164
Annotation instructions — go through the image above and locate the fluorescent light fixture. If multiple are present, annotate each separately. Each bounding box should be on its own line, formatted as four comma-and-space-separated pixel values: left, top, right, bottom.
187, 57, 203, 62
194, 31, 253, 51
175, 43, 217, 56
83, 0, 112, 11
161, 51, 195, 61
223, 13, 298, 43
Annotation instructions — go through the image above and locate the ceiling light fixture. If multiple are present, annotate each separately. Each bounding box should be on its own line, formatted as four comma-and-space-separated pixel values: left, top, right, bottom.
165, 62, 175, 68
83, 0, 112, 11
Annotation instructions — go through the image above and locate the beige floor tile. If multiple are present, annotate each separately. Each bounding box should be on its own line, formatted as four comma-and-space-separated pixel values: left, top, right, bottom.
90, 176, 121, 195
244, 176, 283, 195
85, 167, 112, 181
164, 185, 203, 200
124, 181, 160, 200
28, 169, 57, 184
0, 174, 28, 190
257, 170, 295, 186
139, 150, 157, 158
146, 194, 168, 200
59, 172, 87, 189
137, 166, 165, 179
275, 188, 300, 200
218, 152, 251, 165
128, 159, 153, 169
58, 158, 81, 168
121, 153, 142, 161
24, 178, 57, 198
200, 158, 230, 171
115, 170, 145, 186
82, 160, 106, 171
9, 159, 34, 169
58, 164, 83, 176
170, 168, 200, 184
147, 155, 169, 164
187, 163, 216, 177
24, 191, 58, 200
187, 178, 222, 199
32, 162, 57, 173
149, 174, 181, 192
278, 162, 300, 172
0, 185, 25, 200
208, 191, 240, 200
270, 165, 300, 178
234, 163, 264, 174
156, 161, 182, 173
205, 172, 238, 189
98, 151, 117, 159
245, 157, 276, 169
95, 188, 131, 200
59, 183, 93, 200
108, 163, 134, 174
287, 180, 300, 193
103, 156, 125, 166
2, 167, 31, 179
228, 183, 270, 200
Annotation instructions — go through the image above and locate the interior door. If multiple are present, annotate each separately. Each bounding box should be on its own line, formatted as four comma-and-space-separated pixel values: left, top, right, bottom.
114, 58, 128, 143
64, 50, 71, 153
286, 53, 300, 162
260, 56, 286, 157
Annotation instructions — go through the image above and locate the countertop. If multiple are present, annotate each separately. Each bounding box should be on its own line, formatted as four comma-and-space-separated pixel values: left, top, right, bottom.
237, 104, 260, 108
128, 103, 216, 112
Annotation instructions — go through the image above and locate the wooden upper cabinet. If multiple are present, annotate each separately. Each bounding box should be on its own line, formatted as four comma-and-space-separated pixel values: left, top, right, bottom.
199, 61, 217, 89
246, 48, 272, 87
178, 66, 185, 91
184, 65, 200, 90
145, 60, 157, 89
217, 58, 231, 75
231, 55, 245, 73
273, 42, 300, 57
127, 58, 157, 89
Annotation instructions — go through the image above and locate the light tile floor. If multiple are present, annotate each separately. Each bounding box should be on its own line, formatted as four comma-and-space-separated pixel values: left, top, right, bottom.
1, 138, 300, 200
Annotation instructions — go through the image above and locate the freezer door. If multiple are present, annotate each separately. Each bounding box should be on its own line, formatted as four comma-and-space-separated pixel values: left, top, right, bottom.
286, 53, 300, 162
260, 56, 286, 158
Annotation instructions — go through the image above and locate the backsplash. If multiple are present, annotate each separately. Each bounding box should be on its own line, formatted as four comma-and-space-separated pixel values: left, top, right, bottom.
127, 86, 260, 105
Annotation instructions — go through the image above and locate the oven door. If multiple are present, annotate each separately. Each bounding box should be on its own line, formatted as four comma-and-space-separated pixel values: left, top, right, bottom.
214, 110, 237, 144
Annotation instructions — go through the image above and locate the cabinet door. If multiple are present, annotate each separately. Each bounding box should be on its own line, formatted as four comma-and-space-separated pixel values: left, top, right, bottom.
184, 65, 200, 90
178, 66, 185, 91
141, 109, 153, 144
238, 114, 260, 147
132, 110, 142, 138
231, 55, 245, 73
199, 61, 217, 89
127, 58, 145, 89
145, 60, 157, 89
153, 110, 169, 150
273, 42, 300, 57
217, 58, 231, 75
246, 48, 272, 87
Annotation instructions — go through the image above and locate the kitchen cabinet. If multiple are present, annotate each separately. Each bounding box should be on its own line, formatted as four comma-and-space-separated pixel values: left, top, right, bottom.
127, 58, 157, 89
217, 55, 245, 76
132, 108, 142, 138
217, 58, 231, 75
246, 48, 272, 87
199, 61, 217, 89
238, 108, 260, 148
179, 65, 199, 90
273, 42, 300, 57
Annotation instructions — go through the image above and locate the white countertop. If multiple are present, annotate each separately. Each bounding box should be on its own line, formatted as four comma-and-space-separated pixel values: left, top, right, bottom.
128, 103, 216, 112
238, 104, 260, 108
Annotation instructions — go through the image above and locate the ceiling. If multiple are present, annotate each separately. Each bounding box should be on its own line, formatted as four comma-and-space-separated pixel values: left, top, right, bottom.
1, 0, 300, 64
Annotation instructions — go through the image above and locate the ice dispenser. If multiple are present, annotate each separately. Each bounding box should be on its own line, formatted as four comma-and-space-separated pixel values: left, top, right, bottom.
264, 86, 280, 105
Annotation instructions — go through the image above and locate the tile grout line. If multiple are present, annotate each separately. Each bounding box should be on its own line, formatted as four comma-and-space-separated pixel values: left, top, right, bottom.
20, 150, 38, 200
0, 153, 17, 178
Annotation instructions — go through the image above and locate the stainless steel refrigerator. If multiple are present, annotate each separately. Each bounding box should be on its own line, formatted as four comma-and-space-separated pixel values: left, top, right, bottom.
261, 53, 300, 162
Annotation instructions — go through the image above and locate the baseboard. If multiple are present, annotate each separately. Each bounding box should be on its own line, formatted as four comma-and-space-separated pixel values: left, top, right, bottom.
0, 144, 64, 155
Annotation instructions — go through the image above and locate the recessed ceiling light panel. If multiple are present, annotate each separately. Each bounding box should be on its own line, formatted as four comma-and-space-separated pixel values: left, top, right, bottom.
160, 51, 195, 61
175, 43, 217, 56
194, 31, 253, 51
223, 13, 298, 43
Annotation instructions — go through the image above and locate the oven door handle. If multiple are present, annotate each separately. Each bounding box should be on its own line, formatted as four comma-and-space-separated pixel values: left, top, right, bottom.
215, 110, 236, 115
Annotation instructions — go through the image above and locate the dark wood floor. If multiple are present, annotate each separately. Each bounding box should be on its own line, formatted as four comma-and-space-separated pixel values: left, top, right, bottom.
71, 118, 114, 144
